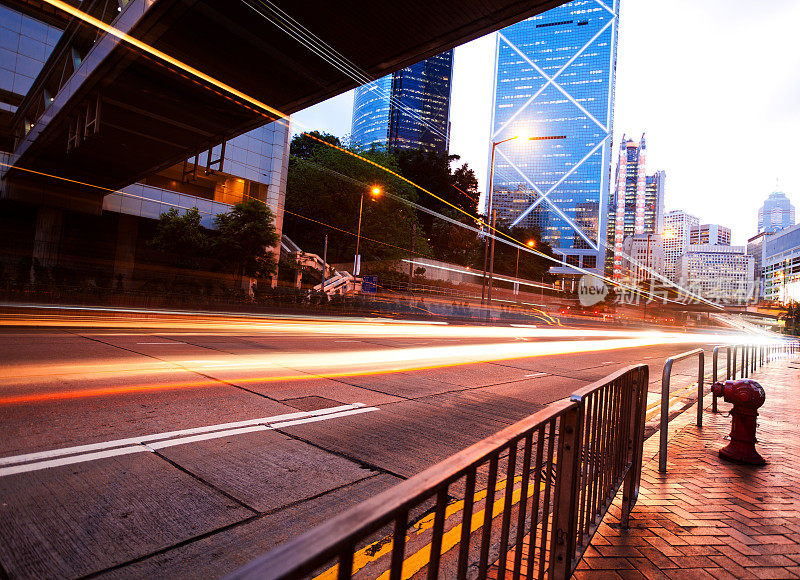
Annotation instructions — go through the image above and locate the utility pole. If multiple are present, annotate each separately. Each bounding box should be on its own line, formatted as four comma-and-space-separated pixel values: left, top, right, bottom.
409, 222, 416, 296
487, 209, 497, 306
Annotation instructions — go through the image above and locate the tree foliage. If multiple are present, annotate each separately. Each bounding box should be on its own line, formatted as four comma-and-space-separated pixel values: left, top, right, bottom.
486, 221, 558, 282
148, 207, 208, 270
428, 208, 483, 267
213, 199, 279, 279
149, 202, 278, 281
290, 131, 341, 159
284, 137, 429, 265
395, 149, 479, 217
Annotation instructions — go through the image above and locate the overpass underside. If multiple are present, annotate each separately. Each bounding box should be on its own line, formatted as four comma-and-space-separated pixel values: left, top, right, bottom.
2, 0, 565, 212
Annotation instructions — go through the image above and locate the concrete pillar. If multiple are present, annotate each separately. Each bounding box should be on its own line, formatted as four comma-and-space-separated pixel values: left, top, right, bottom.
33, 207, 63, 268
294, 268, 302, 289
113, 214, 138, 290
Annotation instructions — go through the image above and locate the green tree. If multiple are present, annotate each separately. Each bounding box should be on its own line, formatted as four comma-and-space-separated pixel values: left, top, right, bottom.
429, 208, 483, 267
486, 221, 558, 283
290, 131, 341, 159
284, 135, 429, 264
148, 207, 209, 270
450, 163, 480, 215
213, 200, 279, 280
395, 149, 479, 217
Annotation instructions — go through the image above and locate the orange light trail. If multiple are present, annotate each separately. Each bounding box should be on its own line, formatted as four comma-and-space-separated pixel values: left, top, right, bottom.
0, 329, 772, 405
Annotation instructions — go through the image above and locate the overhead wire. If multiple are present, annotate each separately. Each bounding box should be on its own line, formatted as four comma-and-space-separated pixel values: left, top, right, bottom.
303, 133, 723, 309
35, 0, 723, 310
239, 0, 452, 146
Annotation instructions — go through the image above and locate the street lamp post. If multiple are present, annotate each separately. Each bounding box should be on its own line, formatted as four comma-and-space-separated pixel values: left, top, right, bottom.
482, 136, 517, 306
482, 134, 566, 307
354, 186, 381, 277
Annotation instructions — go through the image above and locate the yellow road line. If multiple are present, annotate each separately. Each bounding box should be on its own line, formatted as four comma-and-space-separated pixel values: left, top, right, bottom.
316, 376, 713, 578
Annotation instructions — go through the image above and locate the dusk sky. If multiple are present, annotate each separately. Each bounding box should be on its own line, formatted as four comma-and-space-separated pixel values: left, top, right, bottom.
292, 0, 800, 246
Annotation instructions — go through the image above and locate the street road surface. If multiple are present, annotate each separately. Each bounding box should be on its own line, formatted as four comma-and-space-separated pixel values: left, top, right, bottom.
0, 306, 754, 578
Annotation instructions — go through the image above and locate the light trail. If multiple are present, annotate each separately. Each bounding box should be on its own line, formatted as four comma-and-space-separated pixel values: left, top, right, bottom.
0, 306, 760, 342
33, 0, 720, 311
0, 323, 779, 405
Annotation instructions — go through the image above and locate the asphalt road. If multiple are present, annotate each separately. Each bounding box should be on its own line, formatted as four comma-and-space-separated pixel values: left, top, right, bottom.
0, 306, 748, 579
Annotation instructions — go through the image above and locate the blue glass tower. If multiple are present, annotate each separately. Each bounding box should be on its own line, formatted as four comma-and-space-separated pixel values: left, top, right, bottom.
351, 51, 453, 155
487, 0, 619, 276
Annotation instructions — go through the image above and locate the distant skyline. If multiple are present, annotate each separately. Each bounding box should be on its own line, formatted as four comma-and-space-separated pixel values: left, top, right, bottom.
292, 0, 800, 246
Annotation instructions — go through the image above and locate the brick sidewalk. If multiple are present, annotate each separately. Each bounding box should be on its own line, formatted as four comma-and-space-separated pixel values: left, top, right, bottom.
573, 357, 800, 580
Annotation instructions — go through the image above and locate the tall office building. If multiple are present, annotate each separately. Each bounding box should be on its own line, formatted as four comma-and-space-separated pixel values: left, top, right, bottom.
486, 0, 619, 278
676, 245, 754, 304
762, 223, 800, 303
351, 51, 453, 155
747, 231, 772, 300
606, 134, 665, 278
663, 210, 699, 281
758, 190, 795, 234
690, 224, 731, 246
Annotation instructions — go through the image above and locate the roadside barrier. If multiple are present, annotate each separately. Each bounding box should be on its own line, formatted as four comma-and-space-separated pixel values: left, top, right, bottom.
229, 365, 649, 580
661, 340, 800, 472
659, 349, 704, 473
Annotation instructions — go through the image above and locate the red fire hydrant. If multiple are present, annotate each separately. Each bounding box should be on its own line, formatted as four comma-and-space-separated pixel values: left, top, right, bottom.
710, 379, 766, 465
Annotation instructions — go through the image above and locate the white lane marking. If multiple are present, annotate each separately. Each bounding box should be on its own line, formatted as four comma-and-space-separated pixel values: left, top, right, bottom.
0, 446, 147, 477
146, 425, 271, 450
0, 404, 364, 467
271, 406, 376, 429
525, 372, 549, 378
0, 406, 379, 478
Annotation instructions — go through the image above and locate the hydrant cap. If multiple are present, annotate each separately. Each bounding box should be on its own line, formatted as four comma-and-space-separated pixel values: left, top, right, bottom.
717, 379, 766, 408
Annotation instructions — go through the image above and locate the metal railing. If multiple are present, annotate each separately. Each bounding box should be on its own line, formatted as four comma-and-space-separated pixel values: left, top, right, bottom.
659, 348, 704, 473
661, 341, 800, 471
229, 365, 649, 580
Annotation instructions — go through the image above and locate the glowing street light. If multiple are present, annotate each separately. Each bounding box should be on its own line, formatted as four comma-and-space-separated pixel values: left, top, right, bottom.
482, 133, 566, 307
354, 186, 381, 276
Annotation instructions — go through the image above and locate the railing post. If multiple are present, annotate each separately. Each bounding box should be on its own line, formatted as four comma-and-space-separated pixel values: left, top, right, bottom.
712, 347, 719, 413
697, 350, 705, 427
621, 365, 649, 529
550, 403, 582, 580
659, 360, 673, 473
741, 346, 746, 378
726, 346, 731, 380
732, 346, 737, 379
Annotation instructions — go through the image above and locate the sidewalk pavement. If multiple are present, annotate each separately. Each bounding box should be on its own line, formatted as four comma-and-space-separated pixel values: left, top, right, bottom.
573, 356, 800, 580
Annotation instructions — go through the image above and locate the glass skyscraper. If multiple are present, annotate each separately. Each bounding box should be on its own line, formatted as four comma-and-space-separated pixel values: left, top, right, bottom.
351, 51, 453, 155
606, 134, 665, 278
487, 0, 619, 276
758, 190, 795, 234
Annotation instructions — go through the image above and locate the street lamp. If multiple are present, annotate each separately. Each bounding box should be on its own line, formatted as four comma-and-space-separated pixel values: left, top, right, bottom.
482, 134, 566, 307
354, 186, 381, 276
